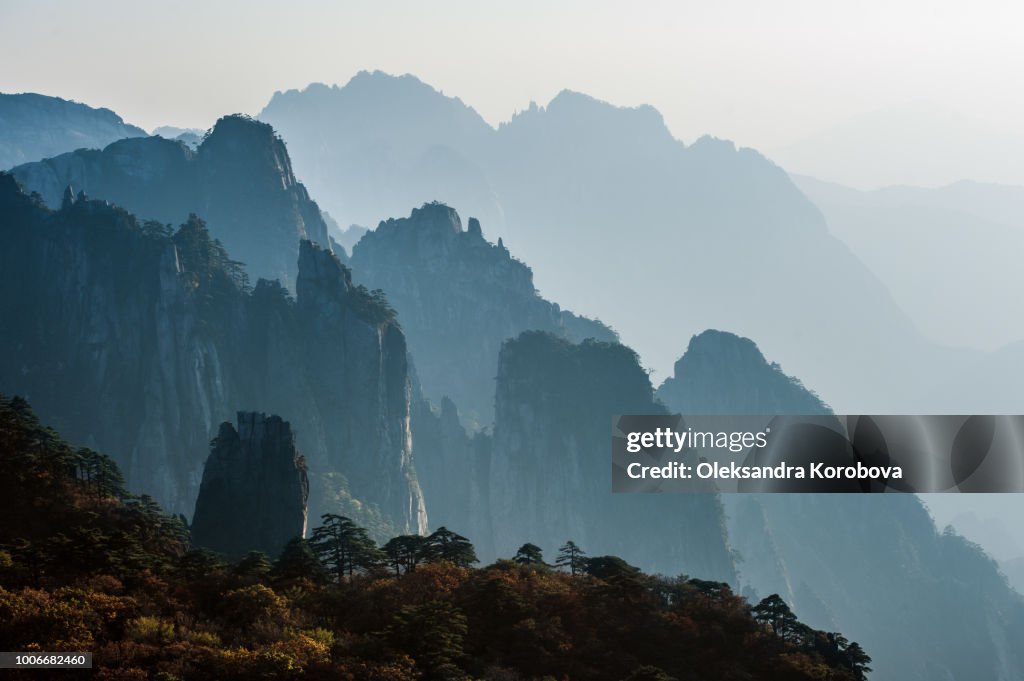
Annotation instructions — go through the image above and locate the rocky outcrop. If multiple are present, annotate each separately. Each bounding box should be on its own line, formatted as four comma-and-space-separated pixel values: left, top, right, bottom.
656, 329, 831, 415
351, 202, 615, 425
483, 330, 736, 580
191, 413, 309, 560
0, 174, 425, 535
10, 115, 330, 288
0, 93, 147, 170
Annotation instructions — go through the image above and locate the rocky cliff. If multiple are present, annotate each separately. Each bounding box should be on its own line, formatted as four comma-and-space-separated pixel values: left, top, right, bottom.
191, 412, 309, 560
351, 202, 615, 426
410, 386, 491, 540
0, 92, 147, 169
10, 114, 330, 288
655, 328, 1024, 681
482, 330, 736, 580
0, 174, 425, 535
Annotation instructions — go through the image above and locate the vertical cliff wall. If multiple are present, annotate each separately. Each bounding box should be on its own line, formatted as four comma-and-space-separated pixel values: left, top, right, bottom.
484, 331, 736, 580
0, 174, 425, 535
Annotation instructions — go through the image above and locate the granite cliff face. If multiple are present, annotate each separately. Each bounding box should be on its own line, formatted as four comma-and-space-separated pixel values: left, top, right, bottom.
481, 330, 735, 580
10, 114, 330, 288
0, 92, 147, 169
191, 412, 309, 560
351, 202, 615, 425
655, 329, 1024, 681
0, 174, 424, 535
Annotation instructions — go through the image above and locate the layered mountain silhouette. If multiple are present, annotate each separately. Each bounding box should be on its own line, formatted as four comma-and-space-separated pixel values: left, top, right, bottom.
4, 76, 1023, 681
260, 74, 502, 231
350, 201, 615, 425
656, 329, 1024, 681
259, 71, 980, 413
0, 92, 146, 169
796, 175, 1024, 350
10, 114, 330, 288
481, 330, 736, 581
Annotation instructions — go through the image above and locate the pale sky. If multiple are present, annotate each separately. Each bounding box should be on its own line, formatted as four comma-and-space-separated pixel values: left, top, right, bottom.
2, 0, 1022, 154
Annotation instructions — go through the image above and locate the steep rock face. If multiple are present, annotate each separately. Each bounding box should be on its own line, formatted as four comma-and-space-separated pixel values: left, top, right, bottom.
410, 388, 491, 540
655, 328, 1024, 681
0, 92, 147, 169
0, 175, 425, 535
191, 412, 309, 560
351, 202, 615, 425
485, 331, 736, 580
10, 115, 329, 288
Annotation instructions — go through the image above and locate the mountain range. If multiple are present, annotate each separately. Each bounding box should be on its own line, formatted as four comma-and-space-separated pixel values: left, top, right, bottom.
3, 77, 1024, 681
10, 114, 330, 288
259, 71, 1005, 415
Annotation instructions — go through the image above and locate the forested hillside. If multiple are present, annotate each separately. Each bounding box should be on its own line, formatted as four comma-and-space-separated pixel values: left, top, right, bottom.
0, 395, 871, 681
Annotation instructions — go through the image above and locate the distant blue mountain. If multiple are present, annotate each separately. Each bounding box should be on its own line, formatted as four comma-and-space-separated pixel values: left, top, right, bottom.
0, 92, 147, 169
259, 72, 968, 414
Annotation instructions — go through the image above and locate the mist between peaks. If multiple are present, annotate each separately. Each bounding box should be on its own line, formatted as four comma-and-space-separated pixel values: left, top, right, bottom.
625, 426, 770, 454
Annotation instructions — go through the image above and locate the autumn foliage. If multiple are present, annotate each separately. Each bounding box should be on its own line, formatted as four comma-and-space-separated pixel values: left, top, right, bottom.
0, 395, 869, 680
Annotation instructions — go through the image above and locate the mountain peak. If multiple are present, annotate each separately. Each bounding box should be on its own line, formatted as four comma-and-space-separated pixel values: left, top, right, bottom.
678, 329, 764, 370
501, 88, 676, 152
262, 71, 488, 129
345, 69, 429, 90
297, 238, 352, 307
405, 201, 463, 233
202, 114, 277, 149
658, 330, 830, 416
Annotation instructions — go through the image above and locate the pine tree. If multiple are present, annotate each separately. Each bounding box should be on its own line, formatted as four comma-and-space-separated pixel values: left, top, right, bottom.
234, 551, 272, 581
844, 641, 873, 680
383, 534, 429, 575
272, 537, 326, 583
423, 527, 478, 567
309, 514, 382, 581
555, 540, 587, 576
752, 594, 800, 642
513, 543, 546, 566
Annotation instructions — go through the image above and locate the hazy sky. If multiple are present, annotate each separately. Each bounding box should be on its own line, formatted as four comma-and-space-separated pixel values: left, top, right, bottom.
2, 0, 1022, 154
